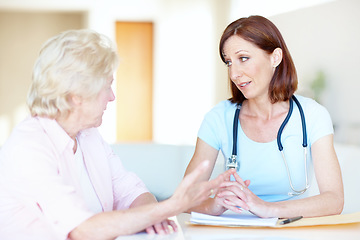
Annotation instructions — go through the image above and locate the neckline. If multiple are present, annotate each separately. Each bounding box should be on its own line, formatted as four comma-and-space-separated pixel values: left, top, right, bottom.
235, 99, 293, 145
237, 119, 278, 145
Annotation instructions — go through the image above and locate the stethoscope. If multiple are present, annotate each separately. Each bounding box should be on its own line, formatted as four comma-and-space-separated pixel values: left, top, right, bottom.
226, 95, 310, 196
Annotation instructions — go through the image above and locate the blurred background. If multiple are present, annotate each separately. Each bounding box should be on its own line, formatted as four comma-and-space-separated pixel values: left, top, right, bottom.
0, 0, 359, 147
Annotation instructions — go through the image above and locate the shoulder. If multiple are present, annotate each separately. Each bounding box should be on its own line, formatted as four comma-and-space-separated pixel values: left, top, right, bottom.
294, 95, 318, 108
204, 100, 237, 119
4, 116, 73, 154
294, 95, 329, 116
200, 100, 238, 130
294, 95, 333, 140
0, 117, 62, 168
213, 99, 238, 111
4, 117, 48, 147
198, 100, 236, 150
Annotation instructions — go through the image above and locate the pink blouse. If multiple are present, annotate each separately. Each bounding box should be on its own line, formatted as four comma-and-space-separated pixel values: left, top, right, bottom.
0, 117, 149, 240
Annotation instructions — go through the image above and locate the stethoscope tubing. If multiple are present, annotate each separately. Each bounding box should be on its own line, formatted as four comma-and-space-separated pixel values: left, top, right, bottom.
227, 95, 309, 196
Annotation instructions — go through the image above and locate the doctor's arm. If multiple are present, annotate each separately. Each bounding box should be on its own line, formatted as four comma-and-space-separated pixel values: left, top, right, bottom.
218, 134, 344, 218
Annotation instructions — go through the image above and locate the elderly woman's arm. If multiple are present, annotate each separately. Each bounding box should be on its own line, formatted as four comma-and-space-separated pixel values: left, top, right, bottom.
69, 162, 235, 240
129, 192, 178, 234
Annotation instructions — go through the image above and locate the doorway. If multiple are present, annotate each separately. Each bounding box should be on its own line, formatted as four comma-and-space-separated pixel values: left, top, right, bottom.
115, 22, 153, 141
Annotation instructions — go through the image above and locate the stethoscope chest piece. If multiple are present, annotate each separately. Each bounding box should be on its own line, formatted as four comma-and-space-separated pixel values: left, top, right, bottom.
226, 154, 240, 171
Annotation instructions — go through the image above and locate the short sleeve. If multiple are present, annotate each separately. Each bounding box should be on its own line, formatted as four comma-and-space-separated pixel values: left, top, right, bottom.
198, 114, 221, 150
305, 99, 334, 145
197, 100, 235, 151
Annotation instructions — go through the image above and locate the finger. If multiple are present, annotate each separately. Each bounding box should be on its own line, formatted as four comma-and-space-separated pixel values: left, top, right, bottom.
223, 197, 250, 211
208, 168, 236, 189
153, 222, 166, 235
232, 172, 246, 186
161, 221, 170, 234
224, 168, 237, 178
217, 195, 248, 213
217, 185, 248, 202
217, 189, 238, 197
168, 219, 178, 232
145, 226, 155, 234
220, 181, 246, 192
224, 168, 236, 181
215, 186, 231, 195
183, 160, 210, 186
224, 204, 244, 214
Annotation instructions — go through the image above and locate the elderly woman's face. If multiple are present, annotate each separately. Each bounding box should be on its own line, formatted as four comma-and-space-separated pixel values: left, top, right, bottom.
222, 35, 276, 100
78, 77, 115, 129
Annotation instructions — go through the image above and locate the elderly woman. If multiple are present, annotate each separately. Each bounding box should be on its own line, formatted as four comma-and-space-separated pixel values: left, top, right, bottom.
0, 29, 234, 240
184, 15, 344, 218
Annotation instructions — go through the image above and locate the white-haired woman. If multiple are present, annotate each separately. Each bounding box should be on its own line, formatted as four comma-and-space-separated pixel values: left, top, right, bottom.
0, 29, 234, 240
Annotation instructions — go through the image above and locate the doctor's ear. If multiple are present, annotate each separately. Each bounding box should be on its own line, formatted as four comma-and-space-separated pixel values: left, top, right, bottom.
271, 48, 283, 68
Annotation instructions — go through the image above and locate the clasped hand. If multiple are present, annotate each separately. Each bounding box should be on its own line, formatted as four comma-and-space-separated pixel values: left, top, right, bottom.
215, 172, 271, 218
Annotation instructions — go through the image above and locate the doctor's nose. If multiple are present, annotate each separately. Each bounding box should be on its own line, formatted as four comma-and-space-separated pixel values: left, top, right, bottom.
229, 67, 244, 82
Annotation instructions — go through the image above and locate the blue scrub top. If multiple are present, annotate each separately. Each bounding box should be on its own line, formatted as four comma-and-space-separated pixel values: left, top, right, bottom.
198, 95, 333, 202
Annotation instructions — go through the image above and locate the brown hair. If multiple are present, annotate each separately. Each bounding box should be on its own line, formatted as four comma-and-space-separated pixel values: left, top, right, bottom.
219, 15, 297, 104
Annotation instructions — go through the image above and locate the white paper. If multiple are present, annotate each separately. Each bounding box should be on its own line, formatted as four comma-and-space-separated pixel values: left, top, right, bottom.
190, 210, 278, 227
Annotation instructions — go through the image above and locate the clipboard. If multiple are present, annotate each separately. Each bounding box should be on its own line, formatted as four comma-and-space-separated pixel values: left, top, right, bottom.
273, 211, 360, 228
189, 211, 360, 228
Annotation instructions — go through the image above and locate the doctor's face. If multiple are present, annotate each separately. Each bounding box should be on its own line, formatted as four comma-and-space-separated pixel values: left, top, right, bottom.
222, 35, 276, 101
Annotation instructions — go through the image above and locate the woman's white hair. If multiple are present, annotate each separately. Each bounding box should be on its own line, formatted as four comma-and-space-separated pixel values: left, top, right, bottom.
27, 29, 119, 118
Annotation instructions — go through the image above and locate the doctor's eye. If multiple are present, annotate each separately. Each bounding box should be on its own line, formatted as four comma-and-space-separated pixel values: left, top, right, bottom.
240, 57, 249, 62
225, 60, 232, 67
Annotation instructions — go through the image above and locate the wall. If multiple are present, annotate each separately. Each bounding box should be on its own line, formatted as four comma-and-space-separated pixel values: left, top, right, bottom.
270, 0, 360, 145
0, 11, 85, 144
151, 0, 229, 145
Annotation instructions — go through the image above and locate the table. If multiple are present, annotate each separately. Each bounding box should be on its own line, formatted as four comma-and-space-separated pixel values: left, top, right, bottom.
116, 213, 360, 240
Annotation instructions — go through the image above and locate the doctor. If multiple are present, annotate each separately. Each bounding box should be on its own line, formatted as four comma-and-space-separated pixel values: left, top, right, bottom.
184, 15, 344, 218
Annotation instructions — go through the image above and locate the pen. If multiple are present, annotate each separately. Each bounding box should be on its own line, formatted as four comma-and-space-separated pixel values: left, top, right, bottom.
279, 216, 303, 225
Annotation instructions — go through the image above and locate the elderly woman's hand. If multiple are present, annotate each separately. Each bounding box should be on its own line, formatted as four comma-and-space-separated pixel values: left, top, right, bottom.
171, 161, 236, 214
145, 218, 178, 235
